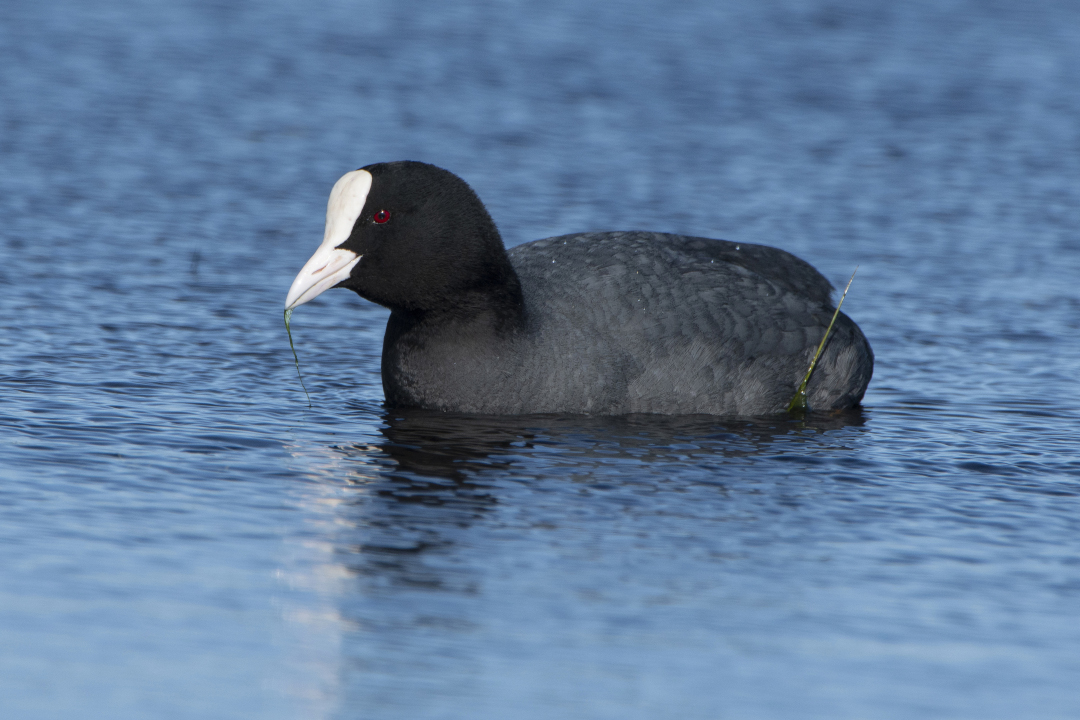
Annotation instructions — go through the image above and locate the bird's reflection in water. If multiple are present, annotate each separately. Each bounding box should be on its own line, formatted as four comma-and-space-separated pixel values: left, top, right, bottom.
362, 406, 868, 480
329, 406, 867, 593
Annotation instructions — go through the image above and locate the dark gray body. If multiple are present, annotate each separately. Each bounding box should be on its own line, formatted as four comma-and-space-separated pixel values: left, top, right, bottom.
380, 231, 873, 415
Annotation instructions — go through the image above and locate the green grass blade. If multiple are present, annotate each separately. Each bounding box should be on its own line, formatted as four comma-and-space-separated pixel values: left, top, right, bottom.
787, 266, 858, 415
284, 307, 312, 407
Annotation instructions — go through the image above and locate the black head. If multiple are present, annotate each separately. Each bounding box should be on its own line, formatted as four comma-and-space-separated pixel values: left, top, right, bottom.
329, 161, 520, 317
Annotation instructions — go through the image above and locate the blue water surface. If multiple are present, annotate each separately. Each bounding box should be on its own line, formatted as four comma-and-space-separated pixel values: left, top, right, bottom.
2, 1, 1080, 718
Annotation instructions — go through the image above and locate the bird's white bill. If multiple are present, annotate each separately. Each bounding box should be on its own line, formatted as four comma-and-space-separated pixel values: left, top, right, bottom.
285, 169, 373, 309
285, 245, 361, 309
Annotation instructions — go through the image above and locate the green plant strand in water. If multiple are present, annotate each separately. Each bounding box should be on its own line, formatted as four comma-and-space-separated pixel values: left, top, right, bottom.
787, 267, 858, 416
284, 308, 312, 407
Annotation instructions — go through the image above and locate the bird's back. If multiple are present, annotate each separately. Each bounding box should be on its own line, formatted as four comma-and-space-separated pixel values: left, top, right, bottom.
506, 232, 871, 415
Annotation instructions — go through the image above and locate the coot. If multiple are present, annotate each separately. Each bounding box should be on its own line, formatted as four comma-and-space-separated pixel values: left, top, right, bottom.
285, 161, 873, 415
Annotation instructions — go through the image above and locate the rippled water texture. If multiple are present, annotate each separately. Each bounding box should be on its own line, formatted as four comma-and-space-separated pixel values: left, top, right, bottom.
2, 1, 1080, 718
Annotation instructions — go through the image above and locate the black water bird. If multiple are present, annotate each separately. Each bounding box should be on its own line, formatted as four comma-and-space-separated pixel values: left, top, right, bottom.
285, 161, 873, 415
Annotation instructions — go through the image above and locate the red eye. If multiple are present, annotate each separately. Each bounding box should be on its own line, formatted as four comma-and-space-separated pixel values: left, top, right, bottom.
373, 210, 390, 224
